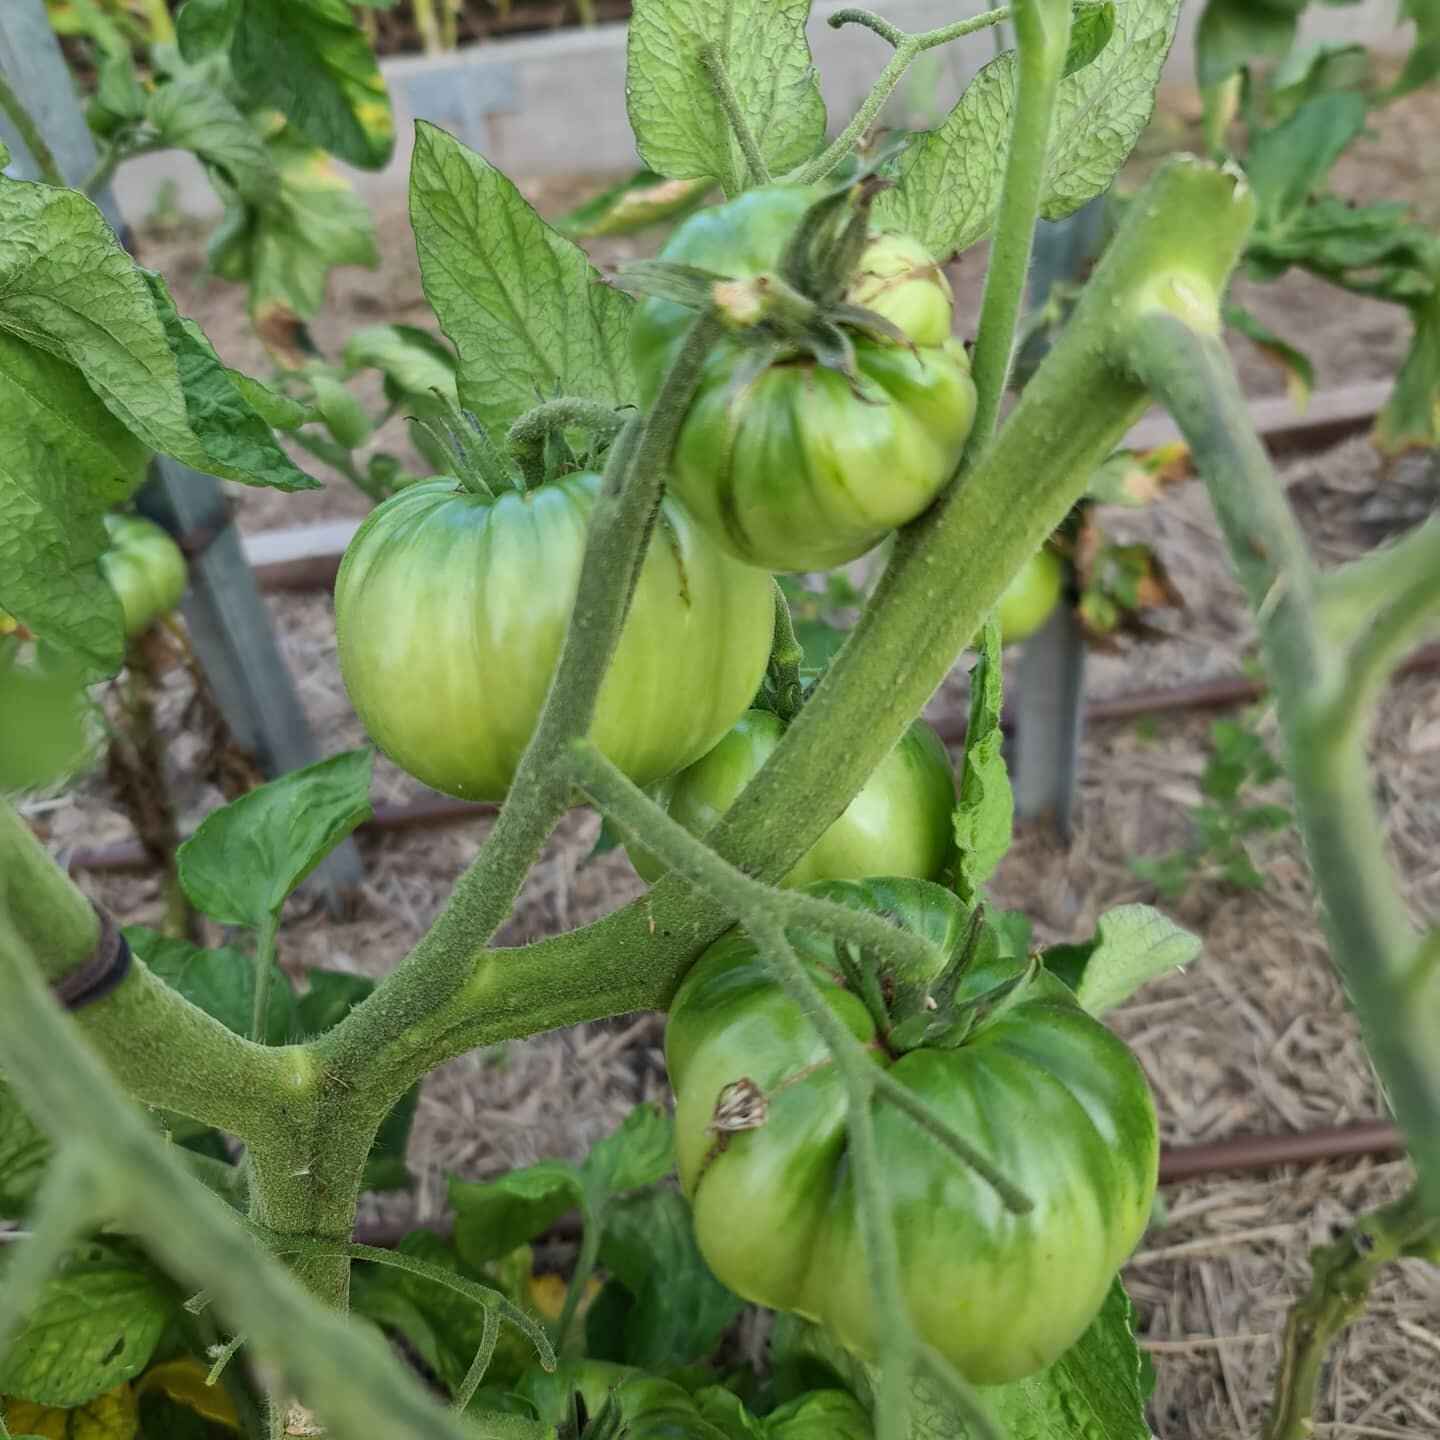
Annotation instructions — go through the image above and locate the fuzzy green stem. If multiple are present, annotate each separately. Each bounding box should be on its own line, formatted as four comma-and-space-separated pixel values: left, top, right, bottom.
1262, 1187, 1437, 1440
0, 802, 303, 1139
319, 310, 725, 1090
789, 7, 1011, 186
550, 1196, 602, 1353
0, 908, 547, 1440
768, 581, 806, 721
250, 912, 280, 1042
455, 1306, 501, 1413
1128, 310, 1440, 1212
698, 42, 772, 191
505, 397, 628, 489
0, 68, 64, 187
567, 739, 1030, 1212
966, 0, 1072, 452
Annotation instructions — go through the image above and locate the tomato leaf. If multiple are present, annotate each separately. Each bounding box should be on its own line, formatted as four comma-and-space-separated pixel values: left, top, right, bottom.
598, 1189, 744, 1371
2, 1383, 139, 1440
1193, 0, 1300, 88
229, 0, 393, 170
1245, 92, 1367, 236
176, 0, 240, 61
908, 1280, 1153, 1438
451, 1164, 582, 1268
1064, 1, 1117, 76
875, 0, 1181, 259
207, 132, 380, 330
557, 171, 715, 240
1067, 904, 1202, 1015
0, 1074, 51, 1220
343, 324, 459, 408
0, 1252, 173, 1408
144, 82, 278, 205
176, 748, 374, 929
581, 1102, 674, 1194
952, 618, 1012, 905
1376, 292, 1440, 454
626, 0, 824, 196
410, 122, 635, 439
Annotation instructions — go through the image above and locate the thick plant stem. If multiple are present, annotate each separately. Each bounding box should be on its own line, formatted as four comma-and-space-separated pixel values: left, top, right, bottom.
0, 801, 302, 1139
699, 42, 771, 190
768, 580, 806, 720
0, 909, 547, 1440
790, 7, 1012, 186
966, 0, 1072, 451
319, 310, 726, 1090
1262, 1187, 1437, 1440
0, 69, 64, 187
1128, 311, 1440, 1212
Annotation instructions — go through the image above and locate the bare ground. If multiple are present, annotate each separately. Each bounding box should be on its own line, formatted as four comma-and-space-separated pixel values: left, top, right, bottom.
22, 83, 1440, 1440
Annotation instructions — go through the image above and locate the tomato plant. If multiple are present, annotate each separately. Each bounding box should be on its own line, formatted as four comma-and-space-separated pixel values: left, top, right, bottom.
99, 513, 188, 639
626, 712, 955, 888
3, 1, 1438, 1439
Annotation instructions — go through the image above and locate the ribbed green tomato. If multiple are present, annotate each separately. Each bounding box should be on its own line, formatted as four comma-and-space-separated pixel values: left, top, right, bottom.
666, 877, 1158, 1386
333, 474, 773, 801
100, 514, 187, 637
996, 548, 1065, 645
630, 187, 977, 573
626, 710, 954, 888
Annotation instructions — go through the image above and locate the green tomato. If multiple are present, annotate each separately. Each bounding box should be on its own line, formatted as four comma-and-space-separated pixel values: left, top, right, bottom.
100, 513, 188, 638
334, 474, 774, 801
996, 548, 1065, 645
666, 877, 1158, 1386
630, 187, 977, 573
626, 711, 954, 889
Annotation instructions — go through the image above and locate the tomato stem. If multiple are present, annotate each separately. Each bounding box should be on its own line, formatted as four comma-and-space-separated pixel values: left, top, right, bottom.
505, 396, 629, 489
767, 580, 806, 721
698, 41, 772, 192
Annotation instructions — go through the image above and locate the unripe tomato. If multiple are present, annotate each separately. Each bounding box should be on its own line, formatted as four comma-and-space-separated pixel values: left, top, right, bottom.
334, 475, 774, 801
626, 710, 954, 888
100, 513, 188, 638
667, 877, 1158, 1386
996, 547, 1065, 644
631, 187, 976, 573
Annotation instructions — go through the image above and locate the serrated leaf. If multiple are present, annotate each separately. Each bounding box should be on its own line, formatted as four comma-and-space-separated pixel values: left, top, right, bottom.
410, 122, 634, 438
0, 1073, 51, 1219
207, 133, 379, 328
626, 0, 825, 196
230, 0, 393, 170
0, 1256, 173, 1408
875, 0, 1180, 258
599, 1189, 744, 1371
140, 271, 317, 490
145, 82, 278, 205
908, 1280, 1153, 1438
450, 1164, 582, 1267
126, 926, 296, 1042
177, 748, 373, 928
953, 618, 1012, 904
580, 1102, 673, 1193
1071, 904, 1202, 1014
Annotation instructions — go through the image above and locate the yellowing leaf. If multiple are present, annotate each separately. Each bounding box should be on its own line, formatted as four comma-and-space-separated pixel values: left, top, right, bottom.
134, 1357, 240, 1428
3, 1382, 138, 1440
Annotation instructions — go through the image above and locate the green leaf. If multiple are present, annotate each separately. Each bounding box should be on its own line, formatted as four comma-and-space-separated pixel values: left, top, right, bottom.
126, 926, 296, 1042
764, 1390, 870, 1439
0, 1073, 51, 1219
176, 0, 240, 60
139, 271, 317, 491
908, 1280, 1153, 1438
309, 371, 374, 450
1224, 302, 1314, 411
599, 1189, 745, 1371
1065, 904, 1203, 1015
410, 122, 634, 438
626, 0, 825, 195
1375, 291, 1440, 453
145, 81, 278, 205
229, 371, 313, 430
230, 0, 393, 170
580, 1102, 673, 1194
952, 618, 1012, 905
1246, 92, 1367, 234
295, 967, 374, 1033
875, 0, 1181, 258
1194, 0, 1301, 88
450, 1164, 582, 1268
1065, 1, 1117, 76
364, 1083, 420, 1192
557, 171, 715, 240
343, 323, 458, 406
176, 748, 374, 929
0, 1253, 173, 1407
1267, 41, 1369, 120
207, 132, 379, 327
